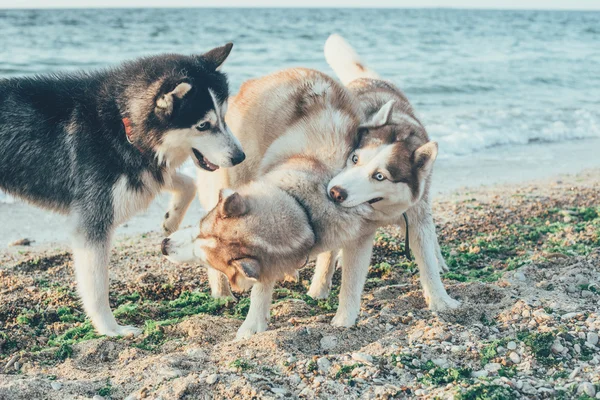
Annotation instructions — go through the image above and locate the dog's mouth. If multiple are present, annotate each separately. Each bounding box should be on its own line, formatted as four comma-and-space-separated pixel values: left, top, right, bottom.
192, 149, 219, 172
367, 197, 383, 205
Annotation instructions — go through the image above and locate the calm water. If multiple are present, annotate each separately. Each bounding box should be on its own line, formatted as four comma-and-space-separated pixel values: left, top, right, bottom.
0, 8, 599, 192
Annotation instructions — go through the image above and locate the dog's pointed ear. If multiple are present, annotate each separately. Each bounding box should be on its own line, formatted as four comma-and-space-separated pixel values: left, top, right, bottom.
231, 257, 261, 281
155, 82, 192, 118
218, 188, 247, 218
412, 141, 438, 178
359, 99, 395, 129
201, 42, 233, 71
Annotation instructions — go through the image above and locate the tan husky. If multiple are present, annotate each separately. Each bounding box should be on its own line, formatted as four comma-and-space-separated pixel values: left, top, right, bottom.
162, 67, 454, 339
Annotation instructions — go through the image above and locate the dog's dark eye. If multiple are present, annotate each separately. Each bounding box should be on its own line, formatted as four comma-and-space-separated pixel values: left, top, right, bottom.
351, 154, 359, 164
373, 172, 386, 181
196, 122, 211, 132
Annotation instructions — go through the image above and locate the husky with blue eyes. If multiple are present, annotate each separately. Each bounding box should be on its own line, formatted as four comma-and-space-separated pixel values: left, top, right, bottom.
307, 34, 460, 312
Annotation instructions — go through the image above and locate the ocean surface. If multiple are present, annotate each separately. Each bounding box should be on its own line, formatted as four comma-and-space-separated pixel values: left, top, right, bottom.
1, 8, 599, 202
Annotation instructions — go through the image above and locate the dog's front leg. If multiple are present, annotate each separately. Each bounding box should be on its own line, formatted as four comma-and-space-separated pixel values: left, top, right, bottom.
307, 250, 337, 299
162, 173, 196, 235
72, 230, 142, 337
236, 281, 274, 340
331, 236, 374, 327
207, 268, 235, 299
407, 201, 459, 311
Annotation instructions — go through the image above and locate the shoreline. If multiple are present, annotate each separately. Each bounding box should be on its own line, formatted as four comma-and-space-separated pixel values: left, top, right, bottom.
2, 137, 600, 247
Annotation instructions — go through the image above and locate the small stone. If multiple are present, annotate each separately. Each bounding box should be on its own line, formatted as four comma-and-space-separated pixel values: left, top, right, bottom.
569, 367, 581, 379
484, 363, 502, 373
574, 343, 581, 353
578, 382, 596, 397
271, 387, 289, 396
409, 329, 424, 341
516, 381, 524, 390
587, 332, 599, 346
522, 382, 537, 395
50, 382, 62, 391
352, 352, 373, 364
551, 342, 564, 354
287, 356, 297, 364
316, 357, 331, 373
582, 290, 594, 298
507, 341, 517, 350
514, 271, 526, 282
411, 359, 421, 368
299, 387, 314, 397
509, 352, 521, 364
320, 335, 338, 351
206, 373, 219, 385
93, 396, 105, 400
472, 370, 489, 378
560, 312, 581, 321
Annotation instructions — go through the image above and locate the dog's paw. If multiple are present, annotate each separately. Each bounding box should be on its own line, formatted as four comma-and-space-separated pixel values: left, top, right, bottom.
100, 324, 143, 337
162, 210, 183, 236
307, 284, 330, 300
236, 319, 268, 340
427, 295, 461, 312
331, 310, 358, 327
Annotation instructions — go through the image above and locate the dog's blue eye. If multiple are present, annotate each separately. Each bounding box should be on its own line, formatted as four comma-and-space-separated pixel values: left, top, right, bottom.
351, 154, 359, 164
373, 172, 386, 181
196, 122, 211, 132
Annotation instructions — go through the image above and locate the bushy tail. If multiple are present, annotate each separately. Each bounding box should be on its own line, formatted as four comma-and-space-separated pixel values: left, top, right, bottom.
324, 34, 379, 86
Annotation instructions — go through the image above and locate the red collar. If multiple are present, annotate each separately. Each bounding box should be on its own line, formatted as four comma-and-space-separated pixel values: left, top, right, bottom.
122, 117, 134, 145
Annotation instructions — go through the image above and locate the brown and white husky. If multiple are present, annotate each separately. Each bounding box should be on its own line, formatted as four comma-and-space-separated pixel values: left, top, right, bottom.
309, 34, 459, 312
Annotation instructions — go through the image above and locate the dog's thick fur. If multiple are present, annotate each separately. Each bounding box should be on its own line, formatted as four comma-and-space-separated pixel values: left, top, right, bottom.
163, 67, 448, 338
0, 43, 245, 336
312, 34, 459, 311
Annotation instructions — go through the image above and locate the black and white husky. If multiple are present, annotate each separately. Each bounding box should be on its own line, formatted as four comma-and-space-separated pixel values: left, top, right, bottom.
0, 43, 245, 336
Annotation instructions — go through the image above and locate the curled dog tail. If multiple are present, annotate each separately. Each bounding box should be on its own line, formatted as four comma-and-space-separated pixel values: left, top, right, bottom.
324, 33, 379, 85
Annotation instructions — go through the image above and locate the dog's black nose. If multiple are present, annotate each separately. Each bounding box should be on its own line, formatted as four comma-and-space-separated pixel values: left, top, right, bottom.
161, 238, 170, 256
231, 151, 246, 166
329, 186, 348, 203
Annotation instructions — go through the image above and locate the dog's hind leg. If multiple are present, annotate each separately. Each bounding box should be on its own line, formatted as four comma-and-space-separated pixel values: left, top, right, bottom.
162, 172, 197, 235
407, 201, 459, 311
72, 229, 142, 337
236, 280, 275, 339
307, 250, 337, 299
331, 236, 374, 327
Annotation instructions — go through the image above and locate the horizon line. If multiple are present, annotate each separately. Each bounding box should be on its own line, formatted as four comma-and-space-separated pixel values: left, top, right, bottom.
1, 6, 599, 11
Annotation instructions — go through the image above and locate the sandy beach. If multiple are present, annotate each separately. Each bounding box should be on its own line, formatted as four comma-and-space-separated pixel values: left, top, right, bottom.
1, 167, 598, 399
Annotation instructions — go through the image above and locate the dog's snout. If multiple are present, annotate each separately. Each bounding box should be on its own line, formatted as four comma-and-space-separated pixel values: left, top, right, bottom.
329, 186, 348, 203
231, 151, 246, 166
161, 238, 170, 256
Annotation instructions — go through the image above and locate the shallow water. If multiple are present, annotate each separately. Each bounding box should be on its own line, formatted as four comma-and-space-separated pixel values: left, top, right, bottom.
1, 8, 599, 201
